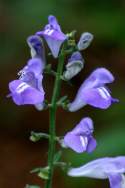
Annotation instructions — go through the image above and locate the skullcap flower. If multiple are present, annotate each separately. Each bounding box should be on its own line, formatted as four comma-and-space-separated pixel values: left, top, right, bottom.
9, 58, 44, 108
68, 68, 118, 112
63, 117, 96, 153
68, 156, 125, 188
36, 15, 67, 58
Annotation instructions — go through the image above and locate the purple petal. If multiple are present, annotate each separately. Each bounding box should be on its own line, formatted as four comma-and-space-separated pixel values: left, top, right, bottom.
19, 71, 36, 87
44, 36, 65, 58
83, 87, 112, 109
68, 98, 86, 112
37, 30, 66, 58
108, 173, 122, 188
68, 51, 84, 63
36, 15, 67, 58
64, 132, 88, 153
48, 15, 61, 31
19, 87, 44, 105
82, 68, 114, 89
36, 74, 44, 92
27, 35, 45, 64
112, 97, 119, 103
20, 58, 44, 78
68, 158, 109, 178
86, 137, 97, 153
27, 35, 42, 46
9, 80, 44, 105
68, 157, 125, 179
26, 58, 44, 76
19, 58, 44, 92
72, 117, 94, 135
69, 86, 112, 111
9, 80, 22, 93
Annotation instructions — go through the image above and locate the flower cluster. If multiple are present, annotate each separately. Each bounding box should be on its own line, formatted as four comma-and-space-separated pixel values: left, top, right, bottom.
8, 15, 121, 188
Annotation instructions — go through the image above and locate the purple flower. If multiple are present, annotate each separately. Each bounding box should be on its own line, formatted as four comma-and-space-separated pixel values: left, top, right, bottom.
77, 32, 94, 51
63, 117, 96, 153
27, 35, 45, 63
68, 68, 118, 112
63, 52, 84, 80
36, 15, 67, 58
68, 156, 125, 188
9, 58, 45, 108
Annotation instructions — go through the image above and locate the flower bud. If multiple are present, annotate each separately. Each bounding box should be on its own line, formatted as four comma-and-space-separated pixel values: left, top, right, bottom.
77, 32, 94, 50
63, 52, 84, 80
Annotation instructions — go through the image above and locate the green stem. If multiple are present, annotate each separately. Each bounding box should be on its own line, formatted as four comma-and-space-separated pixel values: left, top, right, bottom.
45, 50, 65, 188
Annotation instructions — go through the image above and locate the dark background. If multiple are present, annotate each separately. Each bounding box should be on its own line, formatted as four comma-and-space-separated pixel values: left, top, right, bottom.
0, 0, 125, 187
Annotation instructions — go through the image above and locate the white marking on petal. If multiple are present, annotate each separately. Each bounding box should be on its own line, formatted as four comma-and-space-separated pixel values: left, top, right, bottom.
31, 47, 37, 58
16, 83, 29, 93
98, 87, 110, 99
44, 29, 54, 36
80, 136, 88, 149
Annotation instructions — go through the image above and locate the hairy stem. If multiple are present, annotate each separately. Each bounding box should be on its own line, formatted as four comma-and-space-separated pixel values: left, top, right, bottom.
45, 50, 65, 188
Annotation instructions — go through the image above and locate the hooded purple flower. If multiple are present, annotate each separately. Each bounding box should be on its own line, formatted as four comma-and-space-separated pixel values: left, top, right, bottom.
9, 57, 44, 107
68, 156, 125, 188
63, 51, 84, 80
68, 68, 118, 112
63, 117, 96, 153
77, 32, 94, 51
36, 15, 67, 58
27, 35, 45, 63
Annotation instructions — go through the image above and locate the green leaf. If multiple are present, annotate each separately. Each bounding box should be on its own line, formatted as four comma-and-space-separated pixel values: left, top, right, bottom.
37, 167, 50, 180
57, 96, 68, 105
30, 131, 49, 142
66, 30, 77, 38
30, 167, 41, 173
54, 162, 71, 170
54, 151, 62, 163
30, 131, 59, 142
31, 166, 50, 180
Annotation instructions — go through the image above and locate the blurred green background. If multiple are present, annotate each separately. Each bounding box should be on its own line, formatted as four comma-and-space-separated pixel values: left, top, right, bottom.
0, 0, 125, 187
